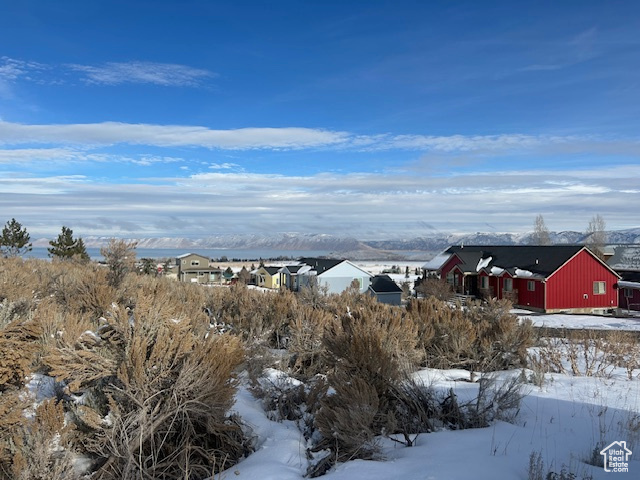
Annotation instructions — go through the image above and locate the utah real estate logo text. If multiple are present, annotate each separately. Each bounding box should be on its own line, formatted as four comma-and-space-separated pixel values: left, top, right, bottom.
600, 441, 632, 473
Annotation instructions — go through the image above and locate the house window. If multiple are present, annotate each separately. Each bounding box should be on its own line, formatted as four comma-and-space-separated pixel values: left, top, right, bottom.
503, 278, 513, 292
593, 281, 606, 295
191, 260, 200, 266
624, 288, 633, 298
446, 271, 454, 285
527, 280, 535, 292
480, 276, 489, 289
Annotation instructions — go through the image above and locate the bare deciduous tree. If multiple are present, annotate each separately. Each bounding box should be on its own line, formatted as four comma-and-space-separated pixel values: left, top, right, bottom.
585, 214, 607, 260
100, 239, 137, 287
530, 214, 551, 245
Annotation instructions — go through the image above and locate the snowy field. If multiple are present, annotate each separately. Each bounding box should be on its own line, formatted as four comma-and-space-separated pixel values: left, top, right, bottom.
217, 261, 640, 479
221, 302, 640, 480
226, 366, 639, 480
513, 310, 640, 332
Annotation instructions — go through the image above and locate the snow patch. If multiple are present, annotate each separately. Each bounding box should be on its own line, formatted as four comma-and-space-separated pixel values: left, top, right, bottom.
476, 256, 492, 271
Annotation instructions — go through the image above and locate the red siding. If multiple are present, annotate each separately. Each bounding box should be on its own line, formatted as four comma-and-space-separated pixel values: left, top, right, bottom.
440, 255, 462, 278
514, 278, 545, 310
546, 250, 618, 311
496, 273, 512, 300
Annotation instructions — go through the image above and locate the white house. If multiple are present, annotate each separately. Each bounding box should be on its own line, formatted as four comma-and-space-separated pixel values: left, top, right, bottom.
298, 258, 373, 294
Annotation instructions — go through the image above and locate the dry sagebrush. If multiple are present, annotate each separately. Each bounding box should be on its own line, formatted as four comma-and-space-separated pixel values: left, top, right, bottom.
0, 258, 250, 480
44, 301, 247, 479
406, 297, 533, 371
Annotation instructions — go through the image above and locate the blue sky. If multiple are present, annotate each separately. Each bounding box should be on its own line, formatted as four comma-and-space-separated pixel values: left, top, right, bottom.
1, 0, 639, 240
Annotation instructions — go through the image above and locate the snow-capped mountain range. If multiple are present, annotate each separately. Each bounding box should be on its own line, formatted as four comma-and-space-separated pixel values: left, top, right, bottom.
32, 229, 640, 258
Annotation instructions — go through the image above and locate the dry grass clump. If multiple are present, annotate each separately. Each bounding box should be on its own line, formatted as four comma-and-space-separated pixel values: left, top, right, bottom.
532, 329, 640, 379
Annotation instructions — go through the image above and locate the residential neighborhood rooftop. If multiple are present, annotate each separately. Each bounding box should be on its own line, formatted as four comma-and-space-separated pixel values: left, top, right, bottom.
445, 245, 590, 277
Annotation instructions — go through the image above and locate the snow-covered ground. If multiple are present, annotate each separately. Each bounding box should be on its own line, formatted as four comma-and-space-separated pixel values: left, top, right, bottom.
513, 310, 640, 332
227, 365, 640, 479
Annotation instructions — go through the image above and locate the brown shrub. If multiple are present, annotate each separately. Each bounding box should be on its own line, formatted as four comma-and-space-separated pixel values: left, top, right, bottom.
44, 299, 247, 479
0, 317, 42, 391
309, 301, 424, 473
287, 304, 333, 377
406, 297, 533, 371
50, 265, 116, 317
314, 376, 383, 464
6, 399, 76, 480
416, 277, 454, 301
322, 301, 421, 389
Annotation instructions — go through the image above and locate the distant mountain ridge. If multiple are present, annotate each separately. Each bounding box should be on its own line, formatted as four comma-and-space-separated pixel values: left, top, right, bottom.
33, 233, 372, 252
365, 228, 640, 252
32, 229, 640, 259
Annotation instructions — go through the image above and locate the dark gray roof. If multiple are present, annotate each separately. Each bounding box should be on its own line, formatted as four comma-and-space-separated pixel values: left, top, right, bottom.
282, 265, 303, 274
618, 271, 640, 283
369, 275, 403, 294
445, 245, 586, 277
263, 266, 282, 275
299, 257, 344, 274
606, 245, 640, 271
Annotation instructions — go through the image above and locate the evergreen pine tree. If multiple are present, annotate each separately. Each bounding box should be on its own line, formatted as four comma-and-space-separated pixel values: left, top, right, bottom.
48, 226, 90, 261
0, 218, 32, 257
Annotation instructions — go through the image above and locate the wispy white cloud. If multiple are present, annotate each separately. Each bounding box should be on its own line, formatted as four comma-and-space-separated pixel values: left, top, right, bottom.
0, 56, 48, 82
0, 57, 215, 88
208, 162, 242, 170
0, 147, 82, 163
0, 147, 185, 166
3, 120, 640, 158
4, 119, 640, 157
0, 121, 351, 150
67, 61, 216, 86
0, 57, 49, 98
519, 27, 600, 73
380, 133, 574, 152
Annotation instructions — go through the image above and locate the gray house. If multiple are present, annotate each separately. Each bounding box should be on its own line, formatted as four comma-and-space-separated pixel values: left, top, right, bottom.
280, 264, 312, 291
368, 274, 403, 305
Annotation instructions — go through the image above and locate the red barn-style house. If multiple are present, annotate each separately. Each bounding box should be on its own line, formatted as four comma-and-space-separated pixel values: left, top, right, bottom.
437, 245, 620, 314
